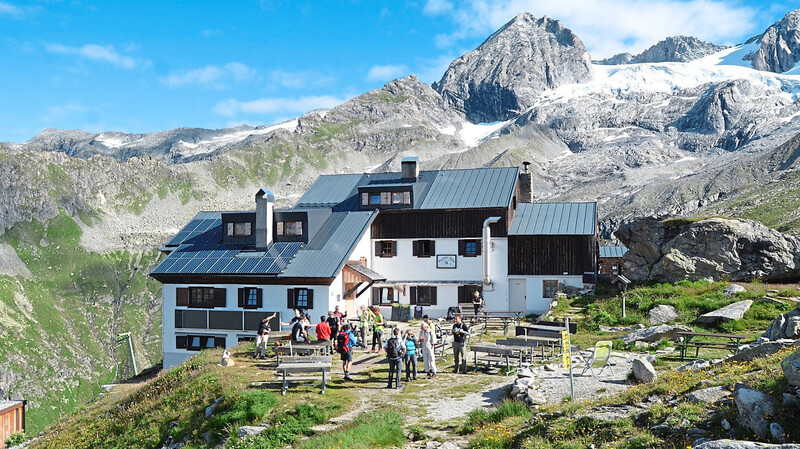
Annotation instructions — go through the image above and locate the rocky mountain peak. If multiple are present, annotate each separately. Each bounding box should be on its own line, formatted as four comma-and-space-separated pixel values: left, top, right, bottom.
433, 12, 592, 123
745, 9, 800, 73
596, 36, 727, 65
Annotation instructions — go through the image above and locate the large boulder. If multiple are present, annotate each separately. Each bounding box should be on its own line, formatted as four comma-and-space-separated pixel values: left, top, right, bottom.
621, 324, 693, 344
687, 386, 731, 404
648, 304, 679, 324
724, 284, 747, 297
782, 347, 800, 387
615, 217, 800, 283
695, 440, 800, 448
631, 358, 657, 383
763, 307, 800, 341
733, 383, 778, 438
697, 300, 753, 324
728, 340, 799, 363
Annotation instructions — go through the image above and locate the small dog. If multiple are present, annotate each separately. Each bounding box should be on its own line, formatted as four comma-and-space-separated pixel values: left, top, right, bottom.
220, 350, 235, 367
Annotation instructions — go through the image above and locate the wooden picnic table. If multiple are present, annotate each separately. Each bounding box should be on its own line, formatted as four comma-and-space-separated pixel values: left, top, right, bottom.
478, 310, 523, 335
470, 343, 515, 374
275, 341, 330, 363
504, 335, 562, 360
676, 331, 746, 361
276, 361, 331, 395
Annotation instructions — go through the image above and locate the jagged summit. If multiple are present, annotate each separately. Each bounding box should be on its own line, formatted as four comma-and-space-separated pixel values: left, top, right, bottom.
597, 36, 727, 65
744, 9, 800, 73
433, 12, 592, 123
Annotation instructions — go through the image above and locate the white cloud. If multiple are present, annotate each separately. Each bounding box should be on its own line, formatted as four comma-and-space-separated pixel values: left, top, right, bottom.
41, 102, 97, 122
423, 0, 454, 15
162, 62, 258, 89
212, 95, 348, 117
366, 64, 409, 82
45, 43, 147, 69
0, 1, 22, 17
422, 0, 759, 58
269, 70, 335, 89
415, 54, 460, 84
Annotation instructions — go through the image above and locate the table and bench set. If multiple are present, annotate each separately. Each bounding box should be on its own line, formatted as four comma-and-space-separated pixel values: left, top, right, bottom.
470, 321, 576, 373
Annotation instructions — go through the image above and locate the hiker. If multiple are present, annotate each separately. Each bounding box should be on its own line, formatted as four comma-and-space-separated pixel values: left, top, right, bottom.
281, 308, 304, 328
471, 290, 485, 320
326, 311, 340, 343
333, 304, 347, 321
316, 315, 331, 343
422, 314, 442, 342
254, 313, 277, 358
291, 315, 309, 343
371, 306, 385, 353
356, 305, 372, 348
385, 327, 405, 388
418, 321, 437, 378
337, 324, 356, 381
452, 314, 470, 373
403, 329, 418, 381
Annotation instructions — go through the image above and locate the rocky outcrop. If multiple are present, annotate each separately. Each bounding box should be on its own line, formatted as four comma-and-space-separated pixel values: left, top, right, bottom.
733, 382, 777, 438
687, 386, 731, 404
648, 304, 679, 324
616, 217, 800, 283
782, 347, 800, 387
433, 13, 592, 123
621, 324, 693, 344
696, 440, 800, 448
745, 9, 800, 73
597, 36, 726, 65
697, 300, 753, 324
763, 305, 800, 340
728, 340, 799, 363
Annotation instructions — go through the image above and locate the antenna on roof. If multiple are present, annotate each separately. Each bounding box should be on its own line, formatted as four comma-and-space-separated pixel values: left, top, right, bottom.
522, 161, 531, 173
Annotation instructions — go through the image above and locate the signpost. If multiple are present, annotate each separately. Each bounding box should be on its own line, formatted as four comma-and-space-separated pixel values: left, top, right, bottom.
562, 318, 574, 400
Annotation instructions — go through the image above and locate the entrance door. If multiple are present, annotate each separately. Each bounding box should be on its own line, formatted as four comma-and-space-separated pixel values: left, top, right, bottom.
344, 282, 357, 316
509, 279, 526, 313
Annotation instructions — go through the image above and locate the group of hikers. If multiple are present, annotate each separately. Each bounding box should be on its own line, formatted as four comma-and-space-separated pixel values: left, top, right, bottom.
252, 290, 483, 388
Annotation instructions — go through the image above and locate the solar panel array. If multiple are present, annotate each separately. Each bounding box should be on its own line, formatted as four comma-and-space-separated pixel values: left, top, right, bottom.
152, 242, 303, 275
164, 212, 223, 247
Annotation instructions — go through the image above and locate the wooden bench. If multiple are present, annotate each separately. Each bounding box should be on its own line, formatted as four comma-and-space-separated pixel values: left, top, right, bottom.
676, 331, 746, 361
276, 355, 332, 395
470, 344, 515, 374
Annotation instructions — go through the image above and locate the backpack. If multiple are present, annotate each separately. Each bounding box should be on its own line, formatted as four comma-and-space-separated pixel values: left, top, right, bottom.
336, 332, 350, 352
386, 337, 404, 359
434, 322, 443, 340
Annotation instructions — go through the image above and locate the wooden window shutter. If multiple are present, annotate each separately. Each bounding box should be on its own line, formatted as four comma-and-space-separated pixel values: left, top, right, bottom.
458, 286, 465, 303
256, 288, 263, 308
307, 289, 314, 309
391, 241, 397, 256
410, 287, 417, 305
430, 287, 438, 305
214, 288, 227, 308
237, 288, 245, 308
287, 289, 294, 309
174, 310, 184, 328
412, 240, 419, 256
430, 240, 436, 255
371, 287, 380, 306
176, 288, 189, 306
213, 337, 226, 348
476, 240, 482, 256
375, 241, 381, 257
175, 335, 188, 349
458, 240, 465, 256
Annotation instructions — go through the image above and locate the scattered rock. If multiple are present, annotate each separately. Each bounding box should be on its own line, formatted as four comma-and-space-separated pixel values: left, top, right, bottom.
762, 296, 785, 306
781, 347, 800, 387
771, 422, 787, 443
440, 443, 459, 449
205, 395, 224, 418
648, 304, 680, 324
526, 389, 547, 406
632, 358, 657, 383
697, 300, 753, 324
728, 340, 798, 363
783, 392, 799, 407
688, 428, 709, 438
687, 386, 731, 404
622, 324, 693, 344
517, 368, 534, 378
693, 438, 711, 447
733, 382, 777, 438
679, 360, 711, 372
599, 324, 645, 333
721, 419, 731, 431
724, 284, 747, 297
238, 426, 268, 439
634, 341, 655, 349
695, 440, 800, 448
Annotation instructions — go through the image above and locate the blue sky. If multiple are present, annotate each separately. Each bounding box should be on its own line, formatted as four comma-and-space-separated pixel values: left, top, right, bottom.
0, 0, 793, 143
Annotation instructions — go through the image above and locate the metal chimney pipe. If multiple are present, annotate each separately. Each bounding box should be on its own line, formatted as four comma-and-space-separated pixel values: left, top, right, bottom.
482, 216, 501, 286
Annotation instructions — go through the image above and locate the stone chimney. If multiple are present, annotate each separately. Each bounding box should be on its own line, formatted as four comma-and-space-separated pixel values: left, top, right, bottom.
255, 188, 274, 250
401, 156, 419, 181
519, 161, 533, 203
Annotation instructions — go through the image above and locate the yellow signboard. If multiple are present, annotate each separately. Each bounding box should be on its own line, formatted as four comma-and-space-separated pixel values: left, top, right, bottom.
561, 329, 571, 369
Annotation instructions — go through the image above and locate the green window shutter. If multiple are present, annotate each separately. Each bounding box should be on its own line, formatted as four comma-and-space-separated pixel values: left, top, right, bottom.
412, 240, 419, 257
256, 289, 263, 309
371, 287, 380, 306
287, 289, 294, 309
307, 289, 314, 310
237, 288, 245, 308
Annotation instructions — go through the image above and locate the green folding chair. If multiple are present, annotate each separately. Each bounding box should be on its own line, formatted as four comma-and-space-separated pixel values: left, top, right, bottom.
580, 340, 615, 378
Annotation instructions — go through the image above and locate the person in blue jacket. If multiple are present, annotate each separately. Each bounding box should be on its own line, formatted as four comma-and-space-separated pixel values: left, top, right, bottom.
403, 329, 418, 381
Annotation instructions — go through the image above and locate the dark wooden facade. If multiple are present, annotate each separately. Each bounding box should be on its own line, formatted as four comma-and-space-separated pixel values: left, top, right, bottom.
599, 257, 623, 276
0, 401, 24, 449
371, 207, 513, 239
508, 235, 598, 276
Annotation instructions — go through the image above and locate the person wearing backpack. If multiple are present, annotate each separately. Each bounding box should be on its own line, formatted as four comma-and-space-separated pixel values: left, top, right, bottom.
371, 306, 385, 353
403, 329, 418, 381
451, 314, 470, 374
385, 327, 405, 388
337, 324, 356, 381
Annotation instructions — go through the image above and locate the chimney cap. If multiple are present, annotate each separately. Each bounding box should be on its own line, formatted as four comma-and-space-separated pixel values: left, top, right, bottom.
255, 188, 275, 202
522, 161, 531, 173
401, 156, 419, 163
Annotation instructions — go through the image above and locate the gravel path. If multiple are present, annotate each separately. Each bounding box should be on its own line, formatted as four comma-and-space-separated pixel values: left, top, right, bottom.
532, 354, 635, 402
426, 378, 515, 422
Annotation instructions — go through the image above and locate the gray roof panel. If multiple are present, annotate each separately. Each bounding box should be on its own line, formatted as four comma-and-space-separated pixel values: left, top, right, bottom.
510, 203, 597, 235
418, 167, 518, 210
599, 245, 628, 258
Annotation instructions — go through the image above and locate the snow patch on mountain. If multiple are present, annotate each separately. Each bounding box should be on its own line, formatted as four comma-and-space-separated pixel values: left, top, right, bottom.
175, 120, 298, 158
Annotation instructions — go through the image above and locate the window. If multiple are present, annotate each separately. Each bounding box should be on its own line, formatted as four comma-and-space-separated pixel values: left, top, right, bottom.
227, 222, 252, 236
458, 285, 483, 304
176, 335, 226, 351
361, 190, 412, 206
276, 221, 303, 236
543, 280, 560, 299
458, 239, 481, 257
371, 287, 396, 306
287, 288, 314, 309
412, 240, 435, 258
238, 287, 262, 309
176, 287, 226, 308
370, 193, 382, 205
375, 240, 396, 258
410, 286, 437, 306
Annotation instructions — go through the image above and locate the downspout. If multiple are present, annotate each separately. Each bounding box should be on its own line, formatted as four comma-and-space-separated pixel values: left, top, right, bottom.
482, 216, 501, 288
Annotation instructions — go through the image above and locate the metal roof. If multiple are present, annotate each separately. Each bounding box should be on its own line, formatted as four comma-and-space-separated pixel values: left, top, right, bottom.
600, 245, 628, 258
280, 211, 376, 278
345, 262, 386, 281
295, 167, 518, 211
509, 202, 597, 235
